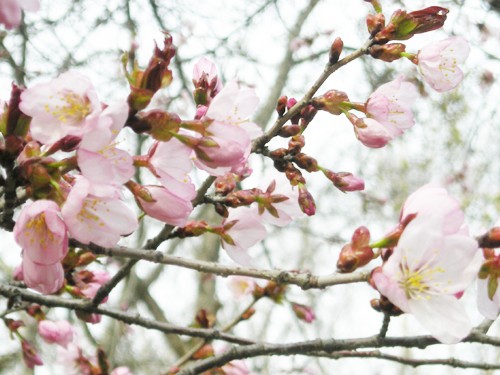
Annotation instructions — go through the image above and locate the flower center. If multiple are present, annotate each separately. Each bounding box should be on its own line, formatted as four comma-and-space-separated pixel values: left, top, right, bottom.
398, 254, 445, 300
45, 91, 92, 124
26, 213, 54, 249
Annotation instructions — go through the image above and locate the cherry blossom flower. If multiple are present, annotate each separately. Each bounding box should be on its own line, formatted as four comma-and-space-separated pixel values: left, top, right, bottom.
136, 185, 193, 226
366, 75, 417, 133
147, 138, 195, 201
401, 183, 466, 235
14, 200, 68, 265
20, 71, 101, 144
227, 276, 256, 299
38, 320, 74, 348
61, 177, 138, 248
194, 122, 250, 175
0, 0, 40, 29
221, 208, 267, 266
372, 215, 481, 343
417, 36, 470, 92
77, 101, 134, 190
194, 80, 262, 175
22, 256, 65, 294
205, 80, 261, 139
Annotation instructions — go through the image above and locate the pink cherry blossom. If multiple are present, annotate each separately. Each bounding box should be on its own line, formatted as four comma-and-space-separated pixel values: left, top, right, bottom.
401, 183, 466, 235
14, 200, 68, 265
221, 208, 267, 266
20, 70, 101, 144
372, 215, 481, 343
148, 138, 195, 201
136, 185, 193, 226
194, 122, 251, 176
22, 256, 65, 294
354, 117, 397, 148
205, 80, 262, 139
227, 276, 256, 299
61, 177, 138, 248
194, 80, 262, 175
0, 0, 40, 29
57, 343, 84, 375
77, 101, 134, 189
417, 36, 470, 92
366, 75, 417, 132
38, 320, 74, 348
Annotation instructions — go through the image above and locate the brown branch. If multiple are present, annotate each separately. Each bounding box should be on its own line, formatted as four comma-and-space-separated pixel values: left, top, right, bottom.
251, 37, 374, 153
84, 242, 369, 290
0, 282, 254, 346
253, 0, 321, 128
179, 322, 500, 374
314, 350, 500, 371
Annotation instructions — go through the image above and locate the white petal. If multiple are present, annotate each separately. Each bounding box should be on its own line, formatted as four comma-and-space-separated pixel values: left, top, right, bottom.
409, 295, 472, 344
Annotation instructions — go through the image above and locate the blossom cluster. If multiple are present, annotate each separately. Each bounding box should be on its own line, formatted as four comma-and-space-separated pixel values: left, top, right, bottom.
0, 1, 497, 373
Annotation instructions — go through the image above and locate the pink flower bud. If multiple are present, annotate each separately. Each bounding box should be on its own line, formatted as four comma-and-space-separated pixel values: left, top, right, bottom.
21, 340, 43, 368
298, 185, 315, 216
291, 303, 316, 323
311, 90, 350, 115
354, 117, 395, 148
38, 320, 74, 348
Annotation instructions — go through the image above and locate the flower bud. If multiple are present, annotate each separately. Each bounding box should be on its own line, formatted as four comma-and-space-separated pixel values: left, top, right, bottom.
337, 226, 373, 273
370, 296, 403, 316
263, 281, 287, 303
276, 95, 288, 117
298, 184, 315, 216
21, 340, 43, 368
293, 153, 318, 172
291, 302, 316, 323
311, 90, 350, 115
374, 7, 449, 43
478, 227, 500, 248
278, 124, 301, 137
329, 37, 344, 64
127, 34, 176, 111
140, 110, 181, 141
368, 43, 406, 62
366, 13, 385, 37
324, 170, 365, 192
288, 135, 305, 154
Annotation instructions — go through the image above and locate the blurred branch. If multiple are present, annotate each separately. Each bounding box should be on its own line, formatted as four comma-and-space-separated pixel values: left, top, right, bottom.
253, 0, 321, 128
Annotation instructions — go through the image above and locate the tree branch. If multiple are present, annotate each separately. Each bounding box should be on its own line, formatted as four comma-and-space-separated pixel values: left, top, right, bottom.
0, 282, 253, 345
84, 242, 369, 290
